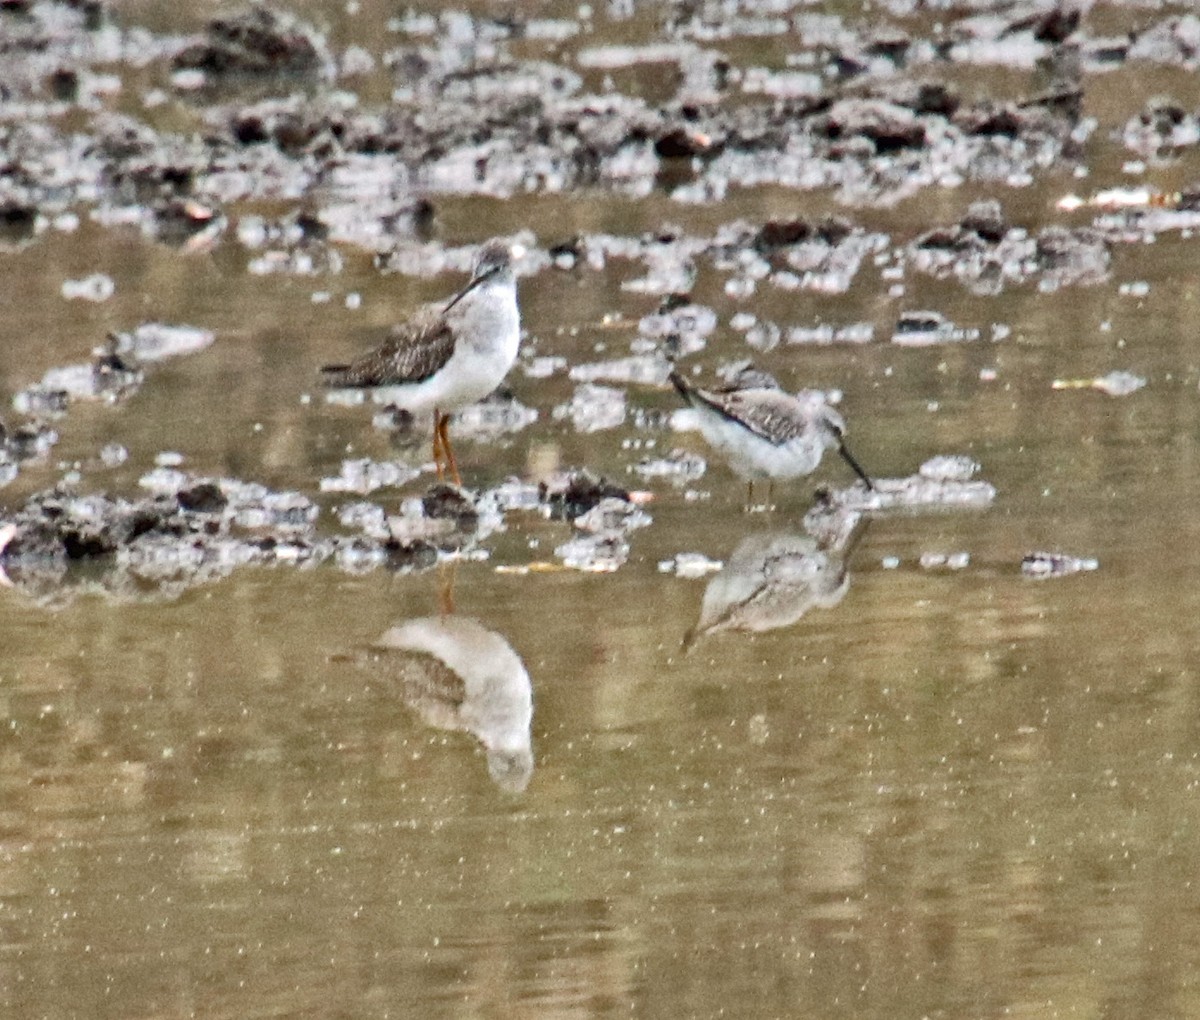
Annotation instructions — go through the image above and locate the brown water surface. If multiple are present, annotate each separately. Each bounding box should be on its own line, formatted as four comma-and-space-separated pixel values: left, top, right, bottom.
5, 2, 1200, 1018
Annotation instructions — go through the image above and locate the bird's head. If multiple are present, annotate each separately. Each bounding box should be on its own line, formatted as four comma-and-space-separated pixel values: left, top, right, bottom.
487, 746, 534, 793
471, 239, 524, 283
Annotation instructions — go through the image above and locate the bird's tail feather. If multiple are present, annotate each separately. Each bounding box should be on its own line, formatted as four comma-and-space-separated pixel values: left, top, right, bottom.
320, 364, 354, 387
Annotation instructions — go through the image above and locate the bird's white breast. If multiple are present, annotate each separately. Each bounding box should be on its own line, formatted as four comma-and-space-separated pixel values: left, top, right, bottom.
372, 278, 520, 412
697, 413, 825, 480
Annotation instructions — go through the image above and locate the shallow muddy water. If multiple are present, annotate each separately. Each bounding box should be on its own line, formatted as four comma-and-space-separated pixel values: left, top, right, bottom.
6, 1, 1200, 1017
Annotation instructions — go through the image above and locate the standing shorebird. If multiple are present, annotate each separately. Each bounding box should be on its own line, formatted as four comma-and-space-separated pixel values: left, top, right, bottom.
669, 365, 874, 507
320, 239, 521, 485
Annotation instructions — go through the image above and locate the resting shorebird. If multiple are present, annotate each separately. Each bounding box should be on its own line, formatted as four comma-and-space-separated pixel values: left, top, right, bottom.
371, 616, 534, 793
320, 240, 521, 485
669, 365, 873, 507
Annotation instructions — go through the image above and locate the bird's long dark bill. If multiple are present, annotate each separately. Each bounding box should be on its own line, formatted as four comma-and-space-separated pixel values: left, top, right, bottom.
838, 439, 875, 490
442, 264, 501, 313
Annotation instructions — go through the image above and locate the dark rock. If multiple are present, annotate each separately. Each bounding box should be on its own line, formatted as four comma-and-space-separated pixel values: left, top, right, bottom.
47, 68, 79, 102
756, 219, 813, 250
915, 200, 1009, 250
548, 235, 583, 265
816, 216, 854, 246
91, 349, 144, 401
383, 538, 439, 572
1007, 7, 1080, 45
6, 422, 57, 461
889, 82, 960, 118
1034, 226, 1110, 284
866, 33, 911, 62
0, 201, 36, 243
655, 127, 714, 158
177, 482, 227, 514
956, 103, 1023, 137
895, 311, 947, 337
172, 7, 329, 81
1038, 10, 1080, 45
540, 470, 632, 522
66, 0, 104, 31
1020, 87, 1082, 121
958, 201, 1008, 243
151, 198, 224, 247
817, 99, 926, 152
421, 484, 478, 528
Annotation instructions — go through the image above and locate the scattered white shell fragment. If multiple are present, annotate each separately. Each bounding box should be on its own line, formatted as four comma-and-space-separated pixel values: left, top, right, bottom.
919, 551, 970, 570
523, 356, 567, 379
631, 450, 706, 484
919, 455, 979, 482
1021, 552, 1099, 579
61, 273, 115, 302
659, 552, 723, 578
555, 533, 629, 572
320, 459, 420, 495
98, 441, 127, 465
552, 383, 626, 433
110, 323, 215, 361
892, 311, 979, 346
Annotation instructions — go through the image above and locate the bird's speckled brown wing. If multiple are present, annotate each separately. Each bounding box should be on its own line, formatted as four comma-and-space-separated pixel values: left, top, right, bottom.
320, 305, 456, 388
371, 647, 469, 733
694, 386, 811, 445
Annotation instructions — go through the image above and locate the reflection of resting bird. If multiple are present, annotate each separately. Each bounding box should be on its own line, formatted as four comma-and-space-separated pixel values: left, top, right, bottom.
683, 518, 858, 649
320, 240, 521, 485
669, 365, 873, 507
371, 616, 533, 793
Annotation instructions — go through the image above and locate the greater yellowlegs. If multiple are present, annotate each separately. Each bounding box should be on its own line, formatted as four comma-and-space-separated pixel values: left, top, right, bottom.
669, 365, 873, 506
321, 240, 521, 485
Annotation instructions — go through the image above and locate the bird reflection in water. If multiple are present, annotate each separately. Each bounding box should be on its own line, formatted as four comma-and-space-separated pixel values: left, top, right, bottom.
370, 614, 534, 793
683, 494, 864, 649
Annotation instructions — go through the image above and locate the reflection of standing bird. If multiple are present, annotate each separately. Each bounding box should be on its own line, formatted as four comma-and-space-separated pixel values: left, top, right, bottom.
683, 516, 859, 649
669, 366, 873, 507
320, 240, 521, 485
372, 616, 533, 792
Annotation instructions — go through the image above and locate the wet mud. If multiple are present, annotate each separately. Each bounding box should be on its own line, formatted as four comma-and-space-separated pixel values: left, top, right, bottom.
0, 0, 1166, 617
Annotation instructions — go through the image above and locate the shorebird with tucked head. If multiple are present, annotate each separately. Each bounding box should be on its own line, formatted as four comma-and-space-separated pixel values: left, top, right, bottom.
320, 239, 521, 485
669, 363, 873, 508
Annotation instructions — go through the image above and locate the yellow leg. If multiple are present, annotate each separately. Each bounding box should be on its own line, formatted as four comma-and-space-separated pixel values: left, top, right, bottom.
432, 409, 445, 480
439, 414, 462, 487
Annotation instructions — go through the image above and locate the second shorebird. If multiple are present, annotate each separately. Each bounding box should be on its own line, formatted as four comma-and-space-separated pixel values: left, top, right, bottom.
670, 365, 874, 506
320, 240, 521, 485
